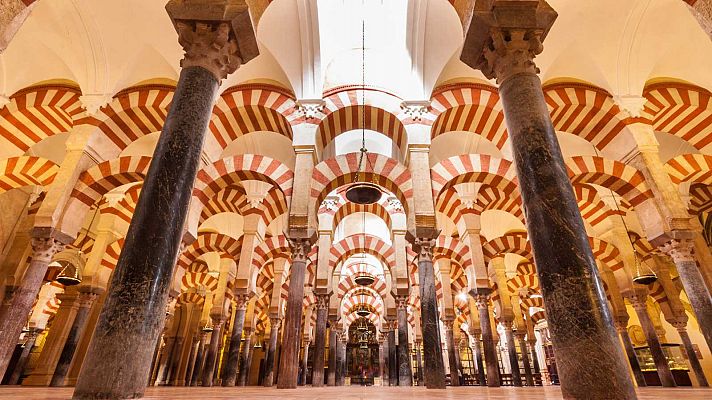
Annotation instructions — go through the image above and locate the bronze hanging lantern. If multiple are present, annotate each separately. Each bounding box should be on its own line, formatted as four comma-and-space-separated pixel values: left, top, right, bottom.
56, 262, 82, 286
354, 272, 376, 286
632, 252, 658, 285
345, 182, 382, 205
201, 321, 214, 333
356, 304, 371, 317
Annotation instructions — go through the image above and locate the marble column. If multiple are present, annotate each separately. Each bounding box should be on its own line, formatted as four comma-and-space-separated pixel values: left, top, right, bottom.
444, 320, 459, 386
528, 340, 541, 376
0, 237, 64, 378
244, 334, 255, 386
190, 333, 207, 386
502, 321, 522, 387
630, 295, 675, 387
472, 292, 499, 387
327, 324, 337, 386
277, 237, 312, 389
298, 339, 310, 386
395, 296, 413, 386
7, 329, 40, 385
380, 329, 390, 385
263, 317, 280, 387
472, 332, 487, 386
387, 324, 397, 386
50, 290, 100, 386
73, 3, 257, 397
237, 328, 252, 386
202, 319, 225, 387
414, 339, 424, 385
184, 335, 200, 386
614, 321, 647, 387
334, 331, 344, 386
674, 322, 709, 387
311, 295, 329, 386
223, 295, 250, 386
409, 236, 446, 388
378, 337, 386, 385
517, 333, 534, 386
338, 335, 347, 386
661, 239, 712, 352
460, 4, 636, 397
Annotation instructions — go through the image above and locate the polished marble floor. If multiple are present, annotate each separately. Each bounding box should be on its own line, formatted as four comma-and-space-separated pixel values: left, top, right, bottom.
0, 386, 709, 399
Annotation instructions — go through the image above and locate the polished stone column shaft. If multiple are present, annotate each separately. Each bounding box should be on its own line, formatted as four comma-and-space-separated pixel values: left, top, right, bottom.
237, 330, 252, 386
299, 339, 309, 386
487, 31, 636, 399
387, 326, 397, 386
335, 332, 346, 386
0, 237, 64, 378
7, 329, 40, 385
184, 336, 199, 386
517, 334, 534, 386
202, 319, 225, 387
472, 294, 499, 387
444, 320, 459, 386
277, 238, 311, 389
411, 237, 446, 388
378, 338, 386, 385
223, 297, 249, 386
630, 296, 675, 387
472, 332, 486, 386
528, 340, 541, 376
51, 291, 98, 387
502, 321, 521, 387
414, 339, 424, 385
73, 65, 220, 399
396, 298, 413, 386
263, 317, 280, 387
615, 323, 647, 387
381, 329, 390, 385
190, 333, 207, 386
311, 297, 328, 387
327, 325, 336, 386
675, 323, 709, 387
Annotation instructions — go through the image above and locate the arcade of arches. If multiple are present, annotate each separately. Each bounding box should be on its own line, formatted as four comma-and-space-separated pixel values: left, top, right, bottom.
1, 1, 712, 399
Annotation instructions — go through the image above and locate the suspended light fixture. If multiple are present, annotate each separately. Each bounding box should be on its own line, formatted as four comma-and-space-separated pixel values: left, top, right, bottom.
354, 272, 376, 287
356, 304, 371, 317
344, 20, 382, 206
56, 260, 82, 287
201, 321, 214, 333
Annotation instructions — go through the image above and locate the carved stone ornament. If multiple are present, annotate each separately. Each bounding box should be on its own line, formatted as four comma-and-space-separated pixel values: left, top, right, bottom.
296, 100, 326, 122
473, 294, 490, 310
400, 101, 430, 122
412, 237, 436, 261
30, 237, 65, 264
234, 293, 252, 310
315, 294, 330, 310
387, 197, 403, 212
288, 237, 312, 262
395, 295, 409, 310
269, 317, 282, 329
482, 29, 543, 84
175, 21, 241, 81
660, 239, 696, 264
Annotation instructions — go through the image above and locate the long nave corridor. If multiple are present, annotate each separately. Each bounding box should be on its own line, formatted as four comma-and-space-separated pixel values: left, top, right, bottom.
1, 0, 712, 399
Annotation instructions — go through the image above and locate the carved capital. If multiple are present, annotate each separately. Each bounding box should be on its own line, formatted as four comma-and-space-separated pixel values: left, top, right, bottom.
627, 293, 648, 311
482, 29, 543, 84
288, 236, 313, 263
167, 0, 259, 82
315, 294, 330, 310
400, 101, 431, 122
660, 239, 695, 264
411, 237, 436, 262
269, 317, 282, 330
443, 319, 454, 330
395, 295, 409, 311
77, 292, 99, 308
501, 319, 514, 331
30, 237, 65, 264
473, 294, 490, 310
233, 293, 252, 310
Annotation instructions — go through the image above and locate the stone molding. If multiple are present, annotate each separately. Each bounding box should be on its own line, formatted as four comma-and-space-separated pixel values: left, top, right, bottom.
30, 237, 65, 264
660, 239, 695, 263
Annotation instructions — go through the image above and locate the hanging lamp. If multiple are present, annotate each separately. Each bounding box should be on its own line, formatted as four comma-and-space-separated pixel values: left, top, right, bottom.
56, 260, 82, 287
354, 271, 376, 286
201, 320, 214, 333
344, 20, 382, 206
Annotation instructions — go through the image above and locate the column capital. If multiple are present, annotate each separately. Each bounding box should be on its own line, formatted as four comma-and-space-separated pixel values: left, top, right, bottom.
233, 293, 252, 310
166, 0, 258, 82
269, 316, 282, 330
406, 230, 440, 261
443, 319, 454, 330
460, 0, 557, 84
287, 231, 316, 262
30, 237, 65, 264
394, 295, 409, 310
315, 293, 330, 310
660, 239, 695, 264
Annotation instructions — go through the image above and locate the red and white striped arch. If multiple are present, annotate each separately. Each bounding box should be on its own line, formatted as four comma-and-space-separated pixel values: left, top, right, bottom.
430, 154, 518, 199
251, 235, 291, 272
573, 184, 622, 227
0, 156, 58, 193
42, 295, 62, 317
644, 82, 712, 151
199, 185, 288, 227
177, 232, 243, 270
1, 85, 82, 153
337, 263, 388, 299
543, 82, 630, 149
69, 156, 152, 208
100, 238, 124, 271
516, 262, 537, 276
100, 183, 141, 224
181, 272, 219, 292
311, 153, 413, 213
430, 83, 507, 149
210, 84, 295, 150
332, 200, 393, 232
507, 274, 540, 294
482, 231, 532, 262
589, 236, 624, 271
565, 156, 653, 206
315, 105, 407, 155
690, 184, 712, 214
329, 234, 396, 271
433, 236, 472, 271
177, 292, 205, 306
94, 85, 173, 155
665, 153, 712, 186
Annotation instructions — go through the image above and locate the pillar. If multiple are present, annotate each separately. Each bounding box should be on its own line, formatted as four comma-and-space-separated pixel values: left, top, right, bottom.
73, 2, 257, 397
472, 330, 486, 386
444, 320, 459, 386
502, 320, 522, 387
395, 296, 413, 386
338, 334, 347, 386
614, 320, 647, 388
460, 2, 637, 397
380, 327, 390, 385
334, 330, 344, 386
673, 321, 709, 387
262, 317, 280, 387
202, 318, 225, 387
327, 324, 337, 386
277, 237, 312, 388
189, 332, 207, 386
237, 328, 252, 386
528, 339, 540, 376
408, 235, 446, 388
378, 336, 386, 385
184, 335, 199, 386
629, 294, 675, 387
661, 239, 712, 352
7, 328, 40, 385
222, 294, 250, 386
414, 339, 424, 385
50, 290, 100, 386
311, 294, 328, 386
0, 237, 65, 378
387, 322, 397, 386
472, 292, 499, 387
516, 333, 534, 386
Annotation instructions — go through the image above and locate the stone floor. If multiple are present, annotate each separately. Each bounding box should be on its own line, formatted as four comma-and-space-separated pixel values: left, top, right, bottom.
0, 386, 709, 399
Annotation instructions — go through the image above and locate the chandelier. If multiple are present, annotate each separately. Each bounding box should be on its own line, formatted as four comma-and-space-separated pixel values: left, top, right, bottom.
354, 272, 376, 286
56, 260, 82, 287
